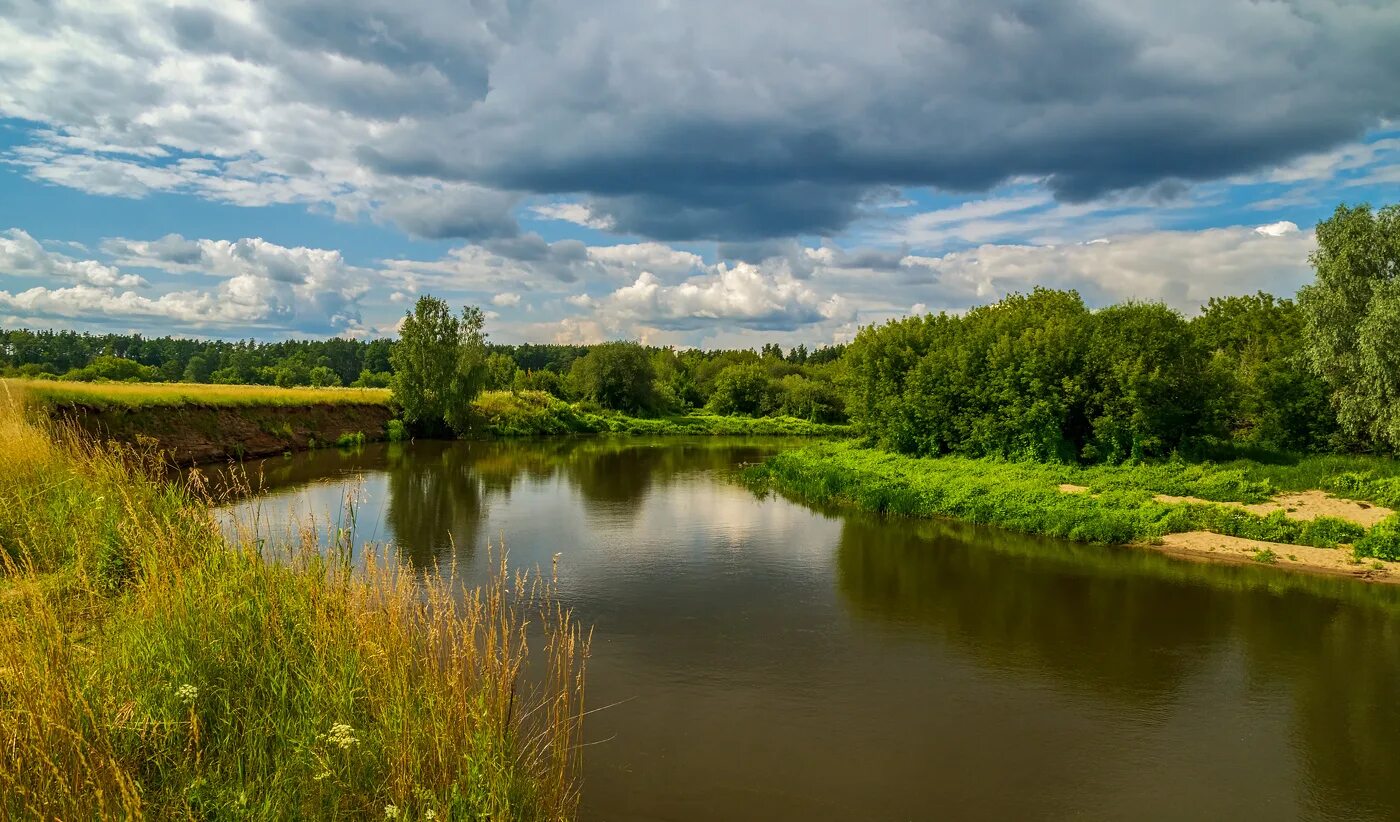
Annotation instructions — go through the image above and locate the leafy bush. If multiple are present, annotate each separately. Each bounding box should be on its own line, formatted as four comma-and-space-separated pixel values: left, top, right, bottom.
705, 364, 775, 416
1355, 515, 1400, 560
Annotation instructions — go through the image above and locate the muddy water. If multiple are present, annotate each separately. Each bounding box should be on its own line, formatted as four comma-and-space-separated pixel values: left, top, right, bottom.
211, 438, 1400, 821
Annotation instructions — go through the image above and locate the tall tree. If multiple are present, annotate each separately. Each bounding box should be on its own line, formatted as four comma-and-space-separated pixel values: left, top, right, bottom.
391, 296, 468, 434
1299, 203, 1400, 450
444, 306, 490, 435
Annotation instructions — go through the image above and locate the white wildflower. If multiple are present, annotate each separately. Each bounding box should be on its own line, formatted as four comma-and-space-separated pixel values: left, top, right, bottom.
175, 683, 199, 703
383, 805, 400, 819
424, 812, 437, 821
326, 722, 358, 749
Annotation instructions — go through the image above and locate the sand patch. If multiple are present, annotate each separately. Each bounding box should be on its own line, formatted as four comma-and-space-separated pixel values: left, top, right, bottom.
1153, 490, 1393, 528
1058, 483, 1091, 494
1155, 532, 1398, 583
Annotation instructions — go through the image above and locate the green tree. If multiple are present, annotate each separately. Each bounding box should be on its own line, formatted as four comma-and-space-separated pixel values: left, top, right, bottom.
566, 341, 657, 413
391, 297, 489, 435
308, 365, 342, 387
775, 374, 845, 422
443, 305, 490, 435
705, 363, 776, 416
484, 352, 518, 391
182, 354, 213, 383
1193, 293, 1335, 451
1082, 302, 1208, 462
61, 355, 157, 382
1299, 203, 1400, 450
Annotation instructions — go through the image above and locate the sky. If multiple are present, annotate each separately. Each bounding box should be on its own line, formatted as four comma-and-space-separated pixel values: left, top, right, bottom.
0, 0, 1397, 348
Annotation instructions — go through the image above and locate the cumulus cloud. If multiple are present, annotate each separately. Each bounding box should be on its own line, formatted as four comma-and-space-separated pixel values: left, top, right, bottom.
1, 232, 371, 334
2, 0, 1398, 241
1, 228, 146, 287
897, 223, 1316, 312
578, 264, 850, 332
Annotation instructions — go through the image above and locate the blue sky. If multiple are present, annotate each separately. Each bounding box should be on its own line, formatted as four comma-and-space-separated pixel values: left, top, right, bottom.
1, 1, 1397, 347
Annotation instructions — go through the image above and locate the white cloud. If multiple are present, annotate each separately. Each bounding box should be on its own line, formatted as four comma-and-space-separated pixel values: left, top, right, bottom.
0, 231, 371, 334
897, 225, 1316, 313
530, 202, 616, 231
586, 264, 850, 332
584, 243, 705, 279
0, 229, 145, 287
492, 292, 522, 307
1254, 220, 1299, 237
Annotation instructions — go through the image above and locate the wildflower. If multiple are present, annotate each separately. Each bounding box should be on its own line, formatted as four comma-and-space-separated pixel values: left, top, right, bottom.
326, 722, 358, 749
424, 812, 436, 820
383, 805, 399, 819
175, 683, 199, 703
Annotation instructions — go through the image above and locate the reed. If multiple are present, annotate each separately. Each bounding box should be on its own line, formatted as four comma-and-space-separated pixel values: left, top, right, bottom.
0, 389, 587, 820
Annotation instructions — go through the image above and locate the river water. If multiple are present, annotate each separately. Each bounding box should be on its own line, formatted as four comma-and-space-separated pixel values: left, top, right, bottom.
209, 437, 1400, 821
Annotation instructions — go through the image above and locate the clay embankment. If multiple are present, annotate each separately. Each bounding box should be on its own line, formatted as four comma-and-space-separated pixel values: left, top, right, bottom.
51, 401, 396, 464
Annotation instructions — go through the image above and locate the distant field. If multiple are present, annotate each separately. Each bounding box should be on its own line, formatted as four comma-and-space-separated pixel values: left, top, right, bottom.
2, 378, 393, 409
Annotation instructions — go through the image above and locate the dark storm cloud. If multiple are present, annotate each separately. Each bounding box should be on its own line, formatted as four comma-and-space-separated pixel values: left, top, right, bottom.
6, 0, 1400, 241
353, 0, 1400, 239
377, 187, 520, 241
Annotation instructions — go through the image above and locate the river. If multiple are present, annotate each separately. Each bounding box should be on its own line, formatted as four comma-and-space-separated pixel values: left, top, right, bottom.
208, 437, 1400, 821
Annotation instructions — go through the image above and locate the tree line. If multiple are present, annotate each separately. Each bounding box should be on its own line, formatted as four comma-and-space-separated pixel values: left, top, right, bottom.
0, 308, 849, 426
847, 202, 1398, 460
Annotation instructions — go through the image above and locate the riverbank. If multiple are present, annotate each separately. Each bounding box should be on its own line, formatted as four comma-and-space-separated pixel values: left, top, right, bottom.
469, 389, 850, 438
746, 441, 1400, 583
0, 396, 586, 818
9, 379, 396, 463
6, 380, 849, 465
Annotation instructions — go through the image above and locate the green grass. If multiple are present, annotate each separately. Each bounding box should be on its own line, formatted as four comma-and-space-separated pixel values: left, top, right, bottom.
1069, 452, 1400, 509
468, 390, 851, 438
0, 396, 586, 819
5, 377, 392, 409
745, 441, 1400, 559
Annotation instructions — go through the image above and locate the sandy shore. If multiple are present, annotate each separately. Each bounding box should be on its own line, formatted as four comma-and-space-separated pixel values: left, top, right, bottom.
1057, 484, 1398, 583
1152, 489, 1394, 528
1152, 531, 1399, 583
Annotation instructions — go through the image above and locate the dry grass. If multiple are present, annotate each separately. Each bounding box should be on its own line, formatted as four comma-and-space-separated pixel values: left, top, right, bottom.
4, 377, 392, 409
0, 391, 586, 820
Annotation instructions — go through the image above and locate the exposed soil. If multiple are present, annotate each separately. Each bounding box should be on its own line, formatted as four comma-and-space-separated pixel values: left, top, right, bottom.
1155, 531, 1399, 584
1058, 483, 1091, 494
51, 402, 396, 465
1153, 490, 1393, 528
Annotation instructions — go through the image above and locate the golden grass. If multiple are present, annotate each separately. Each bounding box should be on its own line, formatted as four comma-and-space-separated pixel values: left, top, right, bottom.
3, 377, 392, 409
0, 391, 586, 820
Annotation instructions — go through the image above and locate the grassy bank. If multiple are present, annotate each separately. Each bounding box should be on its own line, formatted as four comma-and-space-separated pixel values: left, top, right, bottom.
7, 377, 392, 408
469, 390, 851, 438
0, 397, 587, 819
746, 441, 1400, 561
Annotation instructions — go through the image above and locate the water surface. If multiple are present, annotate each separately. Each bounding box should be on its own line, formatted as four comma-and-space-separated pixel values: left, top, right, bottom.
211, 438, 1400, 821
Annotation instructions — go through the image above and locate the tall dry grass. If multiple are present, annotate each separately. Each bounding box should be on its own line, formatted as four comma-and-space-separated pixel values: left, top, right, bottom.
0, 388, 587, 820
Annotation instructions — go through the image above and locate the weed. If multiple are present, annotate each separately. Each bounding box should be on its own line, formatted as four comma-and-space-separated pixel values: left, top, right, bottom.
1252, 548, 1280, 564
0, 394, 588, 819
336, 431, 367, 448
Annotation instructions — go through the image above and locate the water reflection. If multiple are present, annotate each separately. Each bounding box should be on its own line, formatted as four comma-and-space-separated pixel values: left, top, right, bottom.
211, 439, 1400, 821
835, 512, 1400, 820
